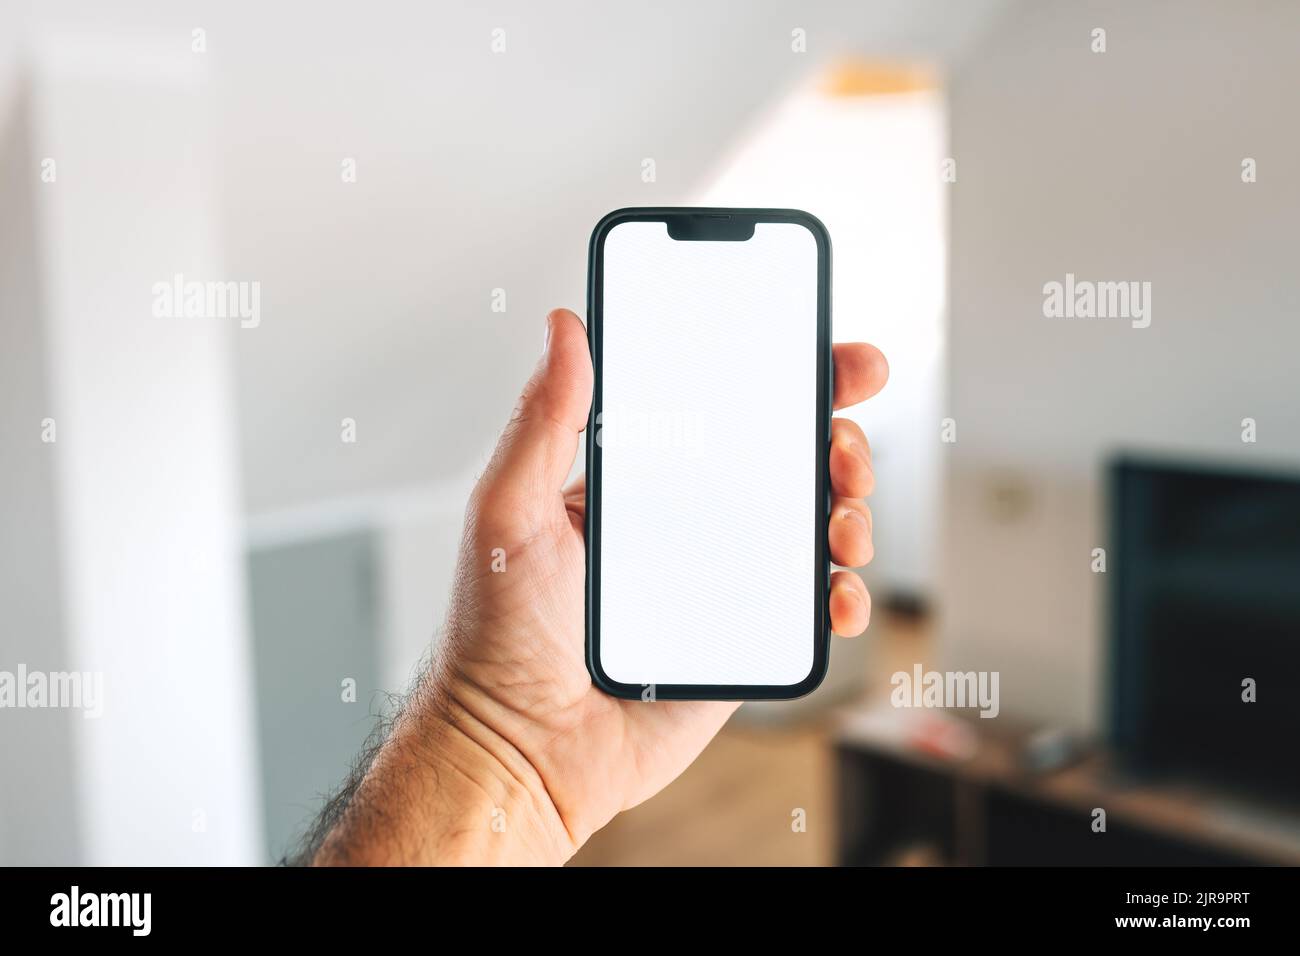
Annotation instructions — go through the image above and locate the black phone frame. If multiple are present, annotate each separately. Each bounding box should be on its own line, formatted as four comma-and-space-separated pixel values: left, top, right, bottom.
585, 207, 834, 701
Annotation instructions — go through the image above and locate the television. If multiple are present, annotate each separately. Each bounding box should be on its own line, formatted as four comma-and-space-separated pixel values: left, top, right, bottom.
1109, 456, 1300, 800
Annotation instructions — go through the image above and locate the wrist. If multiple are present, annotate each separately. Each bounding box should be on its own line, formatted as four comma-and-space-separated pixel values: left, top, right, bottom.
313, 687, 573, 866
402, 702, 573, 866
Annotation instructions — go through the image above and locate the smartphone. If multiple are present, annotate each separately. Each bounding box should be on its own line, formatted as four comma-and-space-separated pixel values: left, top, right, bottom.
585, 207, 832, 701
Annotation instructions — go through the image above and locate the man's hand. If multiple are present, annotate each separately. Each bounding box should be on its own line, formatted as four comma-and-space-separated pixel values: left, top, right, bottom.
310, 308, 888, 865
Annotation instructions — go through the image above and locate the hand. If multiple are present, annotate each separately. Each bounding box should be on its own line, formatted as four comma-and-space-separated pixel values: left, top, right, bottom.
311, 308, 888, 865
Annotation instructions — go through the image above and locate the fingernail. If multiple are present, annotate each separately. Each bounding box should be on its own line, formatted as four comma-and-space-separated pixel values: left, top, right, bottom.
543, 314, 553, 354
843, 508, 869, 530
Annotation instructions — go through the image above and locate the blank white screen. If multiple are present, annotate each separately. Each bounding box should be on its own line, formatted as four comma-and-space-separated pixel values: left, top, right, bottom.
598, 220, 819, 687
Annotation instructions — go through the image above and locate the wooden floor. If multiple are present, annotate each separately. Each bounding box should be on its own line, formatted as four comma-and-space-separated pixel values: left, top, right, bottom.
570, 720, 837, 866
570, 609, 934, 866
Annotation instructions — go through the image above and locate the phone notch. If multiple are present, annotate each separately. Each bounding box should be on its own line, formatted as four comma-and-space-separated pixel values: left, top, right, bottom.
665, 213, 756, 242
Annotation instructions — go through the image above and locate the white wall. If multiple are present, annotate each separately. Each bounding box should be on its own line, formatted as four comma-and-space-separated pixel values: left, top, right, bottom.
191, 0, 1004, 515
0, 82, 82, 866
0, 41, 262, 864
942, 0, 1300, 732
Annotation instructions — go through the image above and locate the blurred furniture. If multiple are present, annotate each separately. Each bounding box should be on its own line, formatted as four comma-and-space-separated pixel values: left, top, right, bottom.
835, 706, 1300, 866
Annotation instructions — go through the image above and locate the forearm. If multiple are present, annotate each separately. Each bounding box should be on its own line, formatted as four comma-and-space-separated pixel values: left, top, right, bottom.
309, 691, 571, 866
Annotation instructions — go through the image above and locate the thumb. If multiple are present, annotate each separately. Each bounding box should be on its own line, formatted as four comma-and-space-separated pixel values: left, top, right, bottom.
477, 309, 592, 521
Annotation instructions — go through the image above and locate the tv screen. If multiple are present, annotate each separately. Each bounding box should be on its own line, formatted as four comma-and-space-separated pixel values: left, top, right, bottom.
1109, 457, 1300, 799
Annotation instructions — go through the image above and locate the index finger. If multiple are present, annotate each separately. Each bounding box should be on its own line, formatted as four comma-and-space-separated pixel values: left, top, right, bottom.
833, 343, 889, 410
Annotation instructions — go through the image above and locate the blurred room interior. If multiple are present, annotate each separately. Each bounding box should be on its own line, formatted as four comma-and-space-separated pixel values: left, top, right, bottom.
2, 0, 1298, 865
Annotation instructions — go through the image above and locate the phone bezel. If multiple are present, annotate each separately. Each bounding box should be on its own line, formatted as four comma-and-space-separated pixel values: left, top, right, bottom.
585, 207, 834, 701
